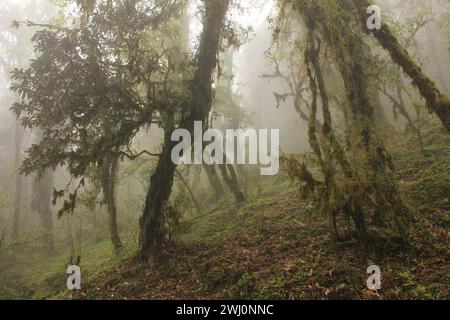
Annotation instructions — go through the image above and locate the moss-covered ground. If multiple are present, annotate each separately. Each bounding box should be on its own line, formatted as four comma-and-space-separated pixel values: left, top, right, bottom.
1, 123, 448, 300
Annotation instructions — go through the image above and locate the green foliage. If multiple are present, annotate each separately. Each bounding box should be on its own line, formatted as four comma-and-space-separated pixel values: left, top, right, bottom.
8, 0, 195, 221
394, 122, 450, 211
275, 0, 414, 244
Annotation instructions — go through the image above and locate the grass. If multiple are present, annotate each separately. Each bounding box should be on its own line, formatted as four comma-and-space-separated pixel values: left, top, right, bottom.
0, 123, 449, 300
0, 237, 137, 299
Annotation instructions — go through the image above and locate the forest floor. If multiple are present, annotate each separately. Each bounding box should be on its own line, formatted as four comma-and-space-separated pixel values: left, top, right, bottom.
68, 125, 449, 300
1, 124, 449, 300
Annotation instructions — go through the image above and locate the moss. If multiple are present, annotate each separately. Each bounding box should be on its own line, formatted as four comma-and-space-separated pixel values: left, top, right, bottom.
353, 0, 450, 132
280, 0, 412, 243
255, 278, 288, 300
0, 238, 134, 300
229, 272, 255, 299
407, 159, 450, 209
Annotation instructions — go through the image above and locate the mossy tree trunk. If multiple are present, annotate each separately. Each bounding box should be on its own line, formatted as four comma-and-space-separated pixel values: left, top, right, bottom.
354, 0, 450, 132
140, 121, 177, 261
139, 0, 231, 261
100, 154, 122, 254
285, 0, 411, 241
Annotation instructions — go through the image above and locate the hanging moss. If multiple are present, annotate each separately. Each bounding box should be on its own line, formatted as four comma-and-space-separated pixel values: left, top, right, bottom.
140, 0, 231, 261
278, 0, 412, 243
353, 0, 450, 132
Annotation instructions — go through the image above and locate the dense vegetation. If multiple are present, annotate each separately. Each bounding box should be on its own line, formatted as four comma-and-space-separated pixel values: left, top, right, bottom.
0, 0, 448, 300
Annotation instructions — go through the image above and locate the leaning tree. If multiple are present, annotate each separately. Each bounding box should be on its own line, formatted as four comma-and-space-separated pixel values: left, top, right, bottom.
11, 0, 187, 254
11, 0, 234, 260
277, 0, 413, 242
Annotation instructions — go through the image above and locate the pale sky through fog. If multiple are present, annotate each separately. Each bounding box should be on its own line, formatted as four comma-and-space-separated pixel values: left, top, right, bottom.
188, 0, 275, 50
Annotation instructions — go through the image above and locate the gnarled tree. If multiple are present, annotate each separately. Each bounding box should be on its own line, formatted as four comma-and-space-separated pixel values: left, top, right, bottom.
139, 0, 231, 260
11, 0, 185, 254
279, 0, 412, 242
354, 0, 450, 132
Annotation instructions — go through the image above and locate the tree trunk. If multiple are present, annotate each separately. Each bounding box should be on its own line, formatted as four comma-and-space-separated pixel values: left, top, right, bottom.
175, 168, 200, 211
139, 0, 230, 261
139, 125, 176, 261
12, 123, 24, 244
203, 164, 225, 201
32, 169, 55, 253
354, 0, 450, 132
101, 155, 122, 254
290, 0, 410, 240
218, 163, 245, 203
30, 129, 55, 252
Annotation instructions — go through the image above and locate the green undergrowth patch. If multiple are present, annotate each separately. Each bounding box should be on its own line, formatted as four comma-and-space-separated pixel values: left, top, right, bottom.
4, 124, 449, 300
0, 236, 136, 299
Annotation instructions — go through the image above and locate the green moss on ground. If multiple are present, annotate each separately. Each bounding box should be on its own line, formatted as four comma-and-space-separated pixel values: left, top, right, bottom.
1, 125, 448, 300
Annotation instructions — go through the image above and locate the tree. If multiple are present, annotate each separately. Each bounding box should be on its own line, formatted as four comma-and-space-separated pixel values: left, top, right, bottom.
278, 0, 411, 242
31, 130, 55, 252
12, 123, 24, 244
1, 0, 57, 245
10, 0, 185, 254
11, 0, 234, 260
100, 154, 122, 253
213, 51, 247, 203
354, 0, 450, 132
139, 0, 232, 260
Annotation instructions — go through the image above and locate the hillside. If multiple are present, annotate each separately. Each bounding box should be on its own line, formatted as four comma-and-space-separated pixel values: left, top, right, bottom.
1, 125, 448, 300
69, 127, 449, 300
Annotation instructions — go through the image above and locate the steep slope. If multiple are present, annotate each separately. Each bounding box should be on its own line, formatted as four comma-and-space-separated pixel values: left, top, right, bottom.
72, 127, 449, 300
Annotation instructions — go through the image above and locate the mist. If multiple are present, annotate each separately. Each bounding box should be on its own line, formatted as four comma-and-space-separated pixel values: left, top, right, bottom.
0, 0, 449, 301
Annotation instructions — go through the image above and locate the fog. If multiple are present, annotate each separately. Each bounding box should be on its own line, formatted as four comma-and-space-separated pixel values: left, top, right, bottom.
0, 0, 449, 300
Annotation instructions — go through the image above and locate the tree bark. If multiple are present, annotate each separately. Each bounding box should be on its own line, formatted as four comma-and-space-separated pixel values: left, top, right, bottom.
139, 0, 230, 260
353, 0, 450, 132
140, 121, 176, 261
100, 154, 122, 254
